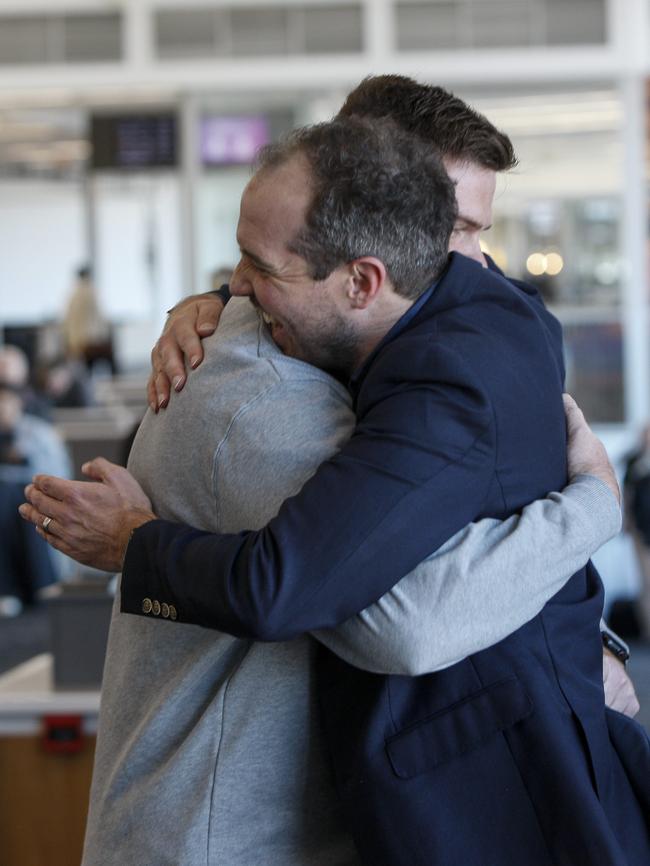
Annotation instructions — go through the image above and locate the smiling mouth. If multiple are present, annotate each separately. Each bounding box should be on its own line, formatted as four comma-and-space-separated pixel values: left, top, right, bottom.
260, 310, 285, 335
250, 298, 277, 329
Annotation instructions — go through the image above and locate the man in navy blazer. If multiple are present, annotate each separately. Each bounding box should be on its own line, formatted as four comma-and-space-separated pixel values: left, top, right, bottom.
24, 116, 650, 863
147, 75, 638, 717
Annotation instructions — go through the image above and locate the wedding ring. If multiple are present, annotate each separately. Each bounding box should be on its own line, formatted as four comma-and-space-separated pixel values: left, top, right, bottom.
42, 516, 53, 533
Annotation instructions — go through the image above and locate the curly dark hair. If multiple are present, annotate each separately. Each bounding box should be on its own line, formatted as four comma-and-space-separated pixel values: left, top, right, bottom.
255, 116, 457, 300
339, 75, 517, 172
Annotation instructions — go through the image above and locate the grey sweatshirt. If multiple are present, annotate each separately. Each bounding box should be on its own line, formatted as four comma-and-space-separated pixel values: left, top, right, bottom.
81, 298, 620, 866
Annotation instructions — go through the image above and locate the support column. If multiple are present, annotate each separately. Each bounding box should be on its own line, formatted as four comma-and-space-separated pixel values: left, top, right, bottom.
179, 92, 199, 298
619, 74, 649, 426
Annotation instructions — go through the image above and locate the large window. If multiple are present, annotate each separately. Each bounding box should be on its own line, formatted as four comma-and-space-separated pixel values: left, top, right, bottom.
469, 87, 625, 423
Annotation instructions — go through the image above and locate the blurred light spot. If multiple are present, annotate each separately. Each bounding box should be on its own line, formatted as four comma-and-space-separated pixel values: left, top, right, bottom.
545, 252, 564, 276
594, 260, 619, 285
526, 253, 546, 276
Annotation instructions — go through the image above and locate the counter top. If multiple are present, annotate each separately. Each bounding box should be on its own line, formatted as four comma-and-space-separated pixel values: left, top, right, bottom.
0, 654, 100, 734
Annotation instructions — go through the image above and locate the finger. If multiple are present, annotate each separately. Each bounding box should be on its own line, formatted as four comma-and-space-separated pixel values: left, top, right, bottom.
19, 502, 55, 534
625, 695, 640, 718
147, 374, 158, 413
81, 457, 121, 482
562, 393, 585, 434
611, 688, 635, 716
35, 525, 75, 558
154, 372, 171, 410
30, 474, 73, 502
165, 321, 205, 376
20, 495, 67, 529
157, 333, 190, 388
18, 502, 43, 526
195, 297, 224, 337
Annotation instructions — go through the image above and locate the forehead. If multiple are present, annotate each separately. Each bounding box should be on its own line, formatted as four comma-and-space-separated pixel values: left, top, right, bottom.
443, 158, 496, 227
238, 155, 313, 255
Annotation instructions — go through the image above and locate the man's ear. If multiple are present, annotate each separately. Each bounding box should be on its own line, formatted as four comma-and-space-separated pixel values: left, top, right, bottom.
346, 258, 387, 309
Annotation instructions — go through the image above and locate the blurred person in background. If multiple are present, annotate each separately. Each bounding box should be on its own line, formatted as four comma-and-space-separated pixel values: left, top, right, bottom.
62, 265, 115, 374
0, 347, 71, 614
36, 356, 95, 410
623, 425, 650, 639
0, 342, 51, 420
0, 346, 72, 479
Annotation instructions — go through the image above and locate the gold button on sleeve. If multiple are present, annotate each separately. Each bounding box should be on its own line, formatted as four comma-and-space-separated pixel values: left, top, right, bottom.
142, 598, 153, 614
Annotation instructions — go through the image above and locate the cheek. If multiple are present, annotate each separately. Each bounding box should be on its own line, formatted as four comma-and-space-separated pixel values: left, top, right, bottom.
449, 233, 486, 266
448, 233, 462, 255
253, 281, 277, 312
449, 232, 472, 257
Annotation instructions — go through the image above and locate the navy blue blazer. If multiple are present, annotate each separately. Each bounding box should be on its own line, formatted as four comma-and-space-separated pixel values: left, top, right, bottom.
122, 253, 650, 865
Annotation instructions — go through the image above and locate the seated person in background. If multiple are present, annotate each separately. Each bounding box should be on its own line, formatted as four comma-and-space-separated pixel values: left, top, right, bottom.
0, 343, 51, 420
36, 356, 94, 410
0, 346, 72, 479
0, 346, 72, 606
623, 424, 650, 639
0, 379, 58, 614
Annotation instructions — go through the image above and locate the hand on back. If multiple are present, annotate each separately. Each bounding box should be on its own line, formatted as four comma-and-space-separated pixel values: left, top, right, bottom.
148, 293, 225, 412
564, 394, 620, 504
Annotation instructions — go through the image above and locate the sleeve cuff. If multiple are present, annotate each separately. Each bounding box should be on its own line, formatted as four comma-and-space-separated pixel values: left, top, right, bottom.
564, 474, 622, 538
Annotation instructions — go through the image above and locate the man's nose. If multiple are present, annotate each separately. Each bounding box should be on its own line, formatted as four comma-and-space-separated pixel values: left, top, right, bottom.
230, 266, 253, 296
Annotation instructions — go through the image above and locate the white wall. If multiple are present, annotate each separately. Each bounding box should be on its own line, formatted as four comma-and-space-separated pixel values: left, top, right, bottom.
93, 172, 183, 368
195, 166, 250, 292
0, 173, 182, 370
0, 179, 86, 325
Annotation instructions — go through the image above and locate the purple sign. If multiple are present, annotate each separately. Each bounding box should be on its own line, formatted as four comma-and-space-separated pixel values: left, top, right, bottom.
201, 116, 270, 166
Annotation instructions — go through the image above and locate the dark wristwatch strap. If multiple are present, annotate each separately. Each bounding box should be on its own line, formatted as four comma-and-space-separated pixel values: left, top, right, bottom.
210, 284, 231, 306
601, 625, 631, 665
167, 286, 231, 316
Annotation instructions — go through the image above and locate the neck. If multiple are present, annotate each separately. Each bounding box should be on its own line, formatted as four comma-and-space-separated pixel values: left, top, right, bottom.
353, 294, 414, 369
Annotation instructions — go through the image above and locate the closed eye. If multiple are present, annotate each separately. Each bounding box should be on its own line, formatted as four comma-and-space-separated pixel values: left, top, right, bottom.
239, 248, 279, 279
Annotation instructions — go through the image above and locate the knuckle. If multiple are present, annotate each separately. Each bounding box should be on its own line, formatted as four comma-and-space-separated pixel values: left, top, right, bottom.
66, 487, 81, 508
156, 372, 170, 391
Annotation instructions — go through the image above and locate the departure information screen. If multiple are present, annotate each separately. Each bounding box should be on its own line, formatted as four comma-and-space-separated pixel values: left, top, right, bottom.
90, 114, 178, 169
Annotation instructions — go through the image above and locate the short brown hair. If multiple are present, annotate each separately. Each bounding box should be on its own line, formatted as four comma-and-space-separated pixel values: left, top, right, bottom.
339, 75, 517, 172
256, 115, 457, 300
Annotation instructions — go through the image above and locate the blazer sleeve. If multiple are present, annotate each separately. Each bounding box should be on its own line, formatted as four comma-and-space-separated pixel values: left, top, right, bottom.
120, 341, 496, 639
314, 475, 621, 674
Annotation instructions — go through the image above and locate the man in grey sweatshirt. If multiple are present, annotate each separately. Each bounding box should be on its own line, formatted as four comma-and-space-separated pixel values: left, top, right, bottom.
73, 297, 620, 866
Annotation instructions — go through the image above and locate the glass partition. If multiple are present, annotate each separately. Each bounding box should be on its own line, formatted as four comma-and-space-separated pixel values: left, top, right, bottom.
469, 87, 625, 422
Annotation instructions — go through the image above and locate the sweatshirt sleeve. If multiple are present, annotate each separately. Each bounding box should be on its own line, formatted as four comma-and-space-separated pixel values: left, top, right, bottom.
314, 475, 620, 674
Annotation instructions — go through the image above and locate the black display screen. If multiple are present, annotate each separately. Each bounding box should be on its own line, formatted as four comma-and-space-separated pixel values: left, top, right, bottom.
90, 113, 178, 169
